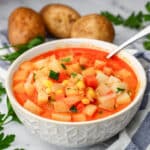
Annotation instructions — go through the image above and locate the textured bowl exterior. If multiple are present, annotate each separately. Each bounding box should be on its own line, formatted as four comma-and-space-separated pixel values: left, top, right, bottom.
6, 39, 147, 147
11, 95, 142, 147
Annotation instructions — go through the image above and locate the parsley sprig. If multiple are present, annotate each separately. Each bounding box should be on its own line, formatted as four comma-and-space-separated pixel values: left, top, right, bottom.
101, 1, 150, 50
0, 133, 15, 149
0, 36, 45, 63
0, 82, 21, 149
0, 83, 6, 102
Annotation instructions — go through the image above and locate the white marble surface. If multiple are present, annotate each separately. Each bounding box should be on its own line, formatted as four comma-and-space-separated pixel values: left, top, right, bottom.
0, 0, 149, 149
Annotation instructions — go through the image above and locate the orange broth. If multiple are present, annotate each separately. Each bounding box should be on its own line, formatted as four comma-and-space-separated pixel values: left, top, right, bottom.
12, 48, 138, 122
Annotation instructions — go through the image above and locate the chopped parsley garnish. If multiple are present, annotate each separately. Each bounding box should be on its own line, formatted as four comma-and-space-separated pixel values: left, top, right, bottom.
49, 70, 60, 80
71, 72, 77, 78
61, 63, 67, 70
70, 105, 78, 113
101, 11, 143, 29
61, 57, 71, 63
116, 87, 125, 93
0, 133, 15, 149
0, 91, 22, 149
0, 83, 6, 102
0, 36, 45, 63
101, 1, 150, 50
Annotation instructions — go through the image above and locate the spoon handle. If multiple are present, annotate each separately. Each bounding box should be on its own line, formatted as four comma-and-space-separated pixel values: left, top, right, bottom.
106, 25, 150, 59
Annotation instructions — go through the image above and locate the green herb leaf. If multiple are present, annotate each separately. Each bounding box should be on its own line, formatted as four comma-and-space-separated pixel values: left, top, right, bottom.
27, 36, 45, 49
124, 12, 143, 29
0, 133, 15, 149
71, 72, 77, 78
61, 63, 67, 70
0, 113, 5, 126
70, 105, 78, 113
0, 36, 45, 63
101, 11, 124, 25
101, 11, 144, 29
5, 97, 21, 124
143, 40, 150, 50
0, 126, 3, 131
61, 57, 71, 63
0, 83, 6, 96
49, 70, 59, 80
145, 2, 150, 12
0, 83, 6, 103
143, 14, 150, 21
116, 87, 125, 93
101, 2, 150, 51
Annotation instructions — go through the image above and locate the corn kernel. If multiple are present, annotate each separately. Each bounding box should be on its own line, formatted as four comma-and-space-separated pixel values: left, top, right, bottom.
81, 98, 90, 104
76, 80, 85, 90
45, 88, 51, 94
55, 89, 64, 95
43, 79, 53, 88
62, 80, 69, 86
87, 88, 95, 99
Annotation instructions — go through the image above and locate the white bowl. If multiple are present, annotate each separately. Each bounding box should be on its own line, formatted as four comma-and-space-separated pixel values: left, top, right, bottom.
5, 38, 146, 147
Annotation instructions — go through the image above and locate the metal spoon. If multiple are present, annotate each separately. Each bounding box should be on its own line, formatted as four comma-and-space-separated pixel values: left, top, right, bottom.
106, 25, 150, 59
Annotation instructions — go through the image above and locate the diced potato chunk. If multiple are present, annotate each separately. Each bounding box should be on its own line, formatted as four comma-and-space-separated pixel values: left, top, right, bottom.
65, 86, 78, 96
67, 63, 81, 74
13, 82, 25, 94
51, 83, 63, 92
83, 104, 97, 117
111, 82, 127, 93
96, 83, 111, 96
13, 69, 28, 82
37, 91, 48, 105
64, 96, 81, 106
72, 113, 86, 122
51, 113, 71, 122
96, 71, 109, 83
116, 69, 131, 79
94, 60, 106, 69
24, 82, 35, 96
103, 67, 112, 75
49, 55, 62, 72
54, 101, 69, 113
20, 61, 34, 72
116, 92, 131, 105
107, 76, 120, 85
34, 57, 49, 69
79, 56, 88, 65
98, 93, 116, 110
24, 100, 42, 115
82, 67, 96, 76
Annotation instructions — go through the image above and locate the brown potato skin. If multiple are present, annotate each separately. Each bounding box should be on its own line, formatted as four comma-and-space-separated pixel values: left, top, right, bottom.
71, 14, 115, 42
40, 4, 80, 38
8, 7, 46, 46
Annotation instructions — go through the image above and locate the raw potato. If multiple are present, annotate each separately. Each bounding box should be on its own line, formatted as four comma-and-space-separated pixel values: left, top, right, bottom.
40, 4, 80, 38
8, 7, 46, 46
71, 14, 115, 42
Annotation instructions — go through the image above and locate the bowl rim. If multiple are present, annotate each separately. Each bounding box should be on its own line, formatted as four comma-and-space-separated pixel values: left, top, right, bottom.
6, 38, 147, 125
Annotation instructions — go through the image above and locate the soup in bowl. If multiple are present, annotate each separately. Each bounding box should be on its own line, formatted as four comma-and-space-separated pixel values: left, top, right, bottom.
6, 39, 146, 147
